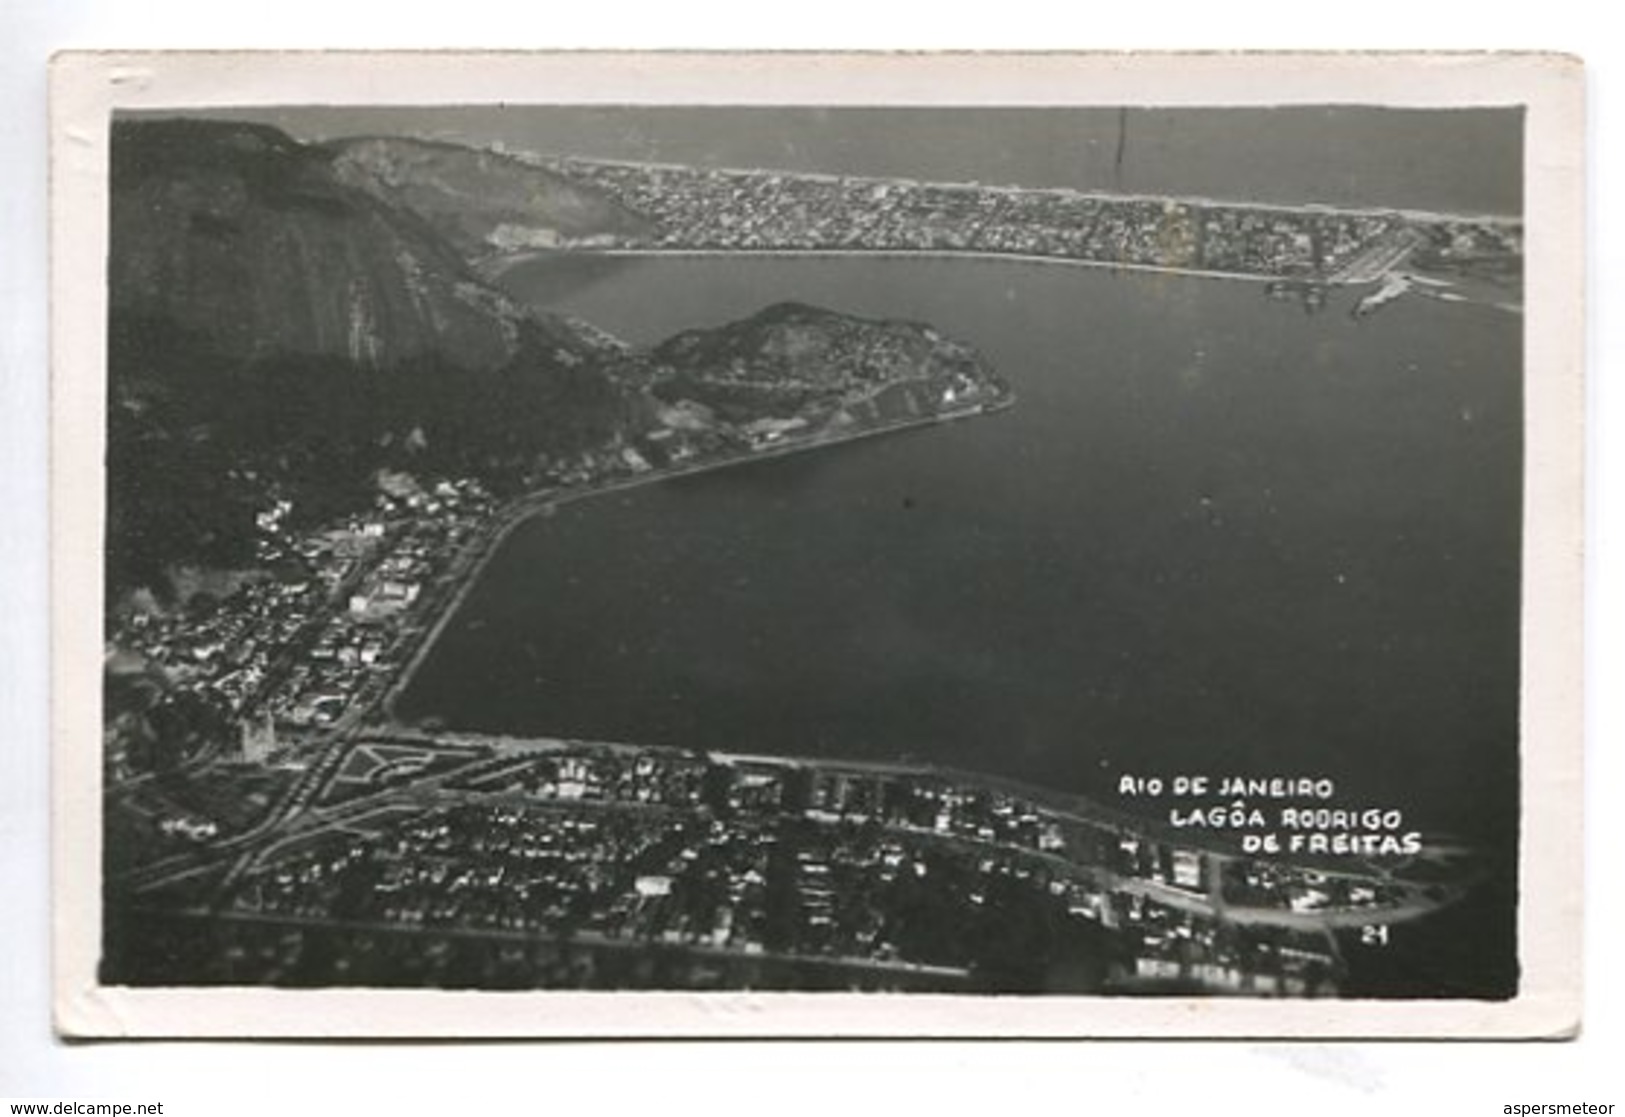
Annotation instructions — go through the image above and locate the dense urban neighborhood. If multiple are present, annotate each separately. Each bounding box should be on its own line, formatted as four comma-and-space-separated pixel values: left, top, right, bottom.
104, 429, 1470, 993
101, 120, 1508, 995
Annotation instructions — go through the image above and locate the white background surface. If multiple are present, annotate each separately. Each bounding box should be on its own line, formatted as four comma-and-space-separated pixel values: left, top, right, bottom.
2, 3, 1616, 1112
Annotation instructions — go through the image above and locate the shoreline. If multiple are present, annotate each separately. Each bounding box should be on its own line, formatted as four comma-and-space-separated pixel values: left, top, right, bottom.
525, 151, 1523, 227
488, 243, 1523, 320
328, 727, 1471, 934
377, 395, 1014, 722
488, 245, 1298, 286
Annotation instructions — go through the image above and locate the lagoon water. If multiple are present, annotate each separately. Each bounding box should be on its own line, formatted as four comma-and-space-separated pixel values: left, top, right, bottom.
397, 254, 1522, 857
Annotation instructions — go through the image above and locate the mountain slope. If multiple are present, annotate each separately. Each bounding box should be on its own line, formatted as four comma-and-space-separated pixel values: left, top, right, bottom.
325, 135, 650, 264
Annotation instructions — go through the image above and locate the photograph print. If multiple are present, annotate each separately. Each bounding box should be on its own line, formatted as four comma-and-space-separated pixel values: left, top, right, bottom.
65, 56, 1581, 1031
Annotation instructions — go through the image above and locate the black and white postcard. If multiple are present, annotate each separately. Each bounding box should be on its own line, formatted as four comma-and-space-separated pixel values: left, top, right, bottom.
50, 51, 1584, 1037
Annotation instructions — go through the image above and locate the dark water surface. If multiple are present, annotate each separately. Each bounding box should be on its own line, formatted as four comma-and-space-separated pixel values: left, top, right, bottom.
399, 255, 1522, 856
218, 105, 1523, 216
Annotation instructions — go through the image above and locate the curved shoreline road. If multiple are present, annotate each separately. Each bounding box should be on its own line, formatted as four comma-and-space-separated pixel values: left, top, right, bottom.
480, 154, 1518, 295
485, 233, 1496, 310
114, 384, 1017, 893
375, 397, 1013, 723
527, 152, 1523, 227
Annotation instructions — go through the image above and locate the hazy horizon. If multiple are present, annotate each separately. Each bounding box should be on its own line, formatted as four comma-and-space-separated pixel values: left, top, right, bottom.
133, 104, 1524, 217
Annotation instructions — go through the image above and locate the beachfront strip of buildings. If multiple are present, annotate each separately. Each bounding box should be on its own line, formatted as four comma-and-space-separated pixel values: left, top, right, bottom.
120, 738, 1444, 994
106, 359, 1009, 795
540, 158, 1521, 283
104, 416, 1460, 991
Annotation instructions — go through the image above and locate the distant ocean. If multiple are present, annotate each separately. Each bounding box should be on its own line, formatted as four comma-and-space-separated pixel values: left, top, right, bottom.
359, 107, 1524, 997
